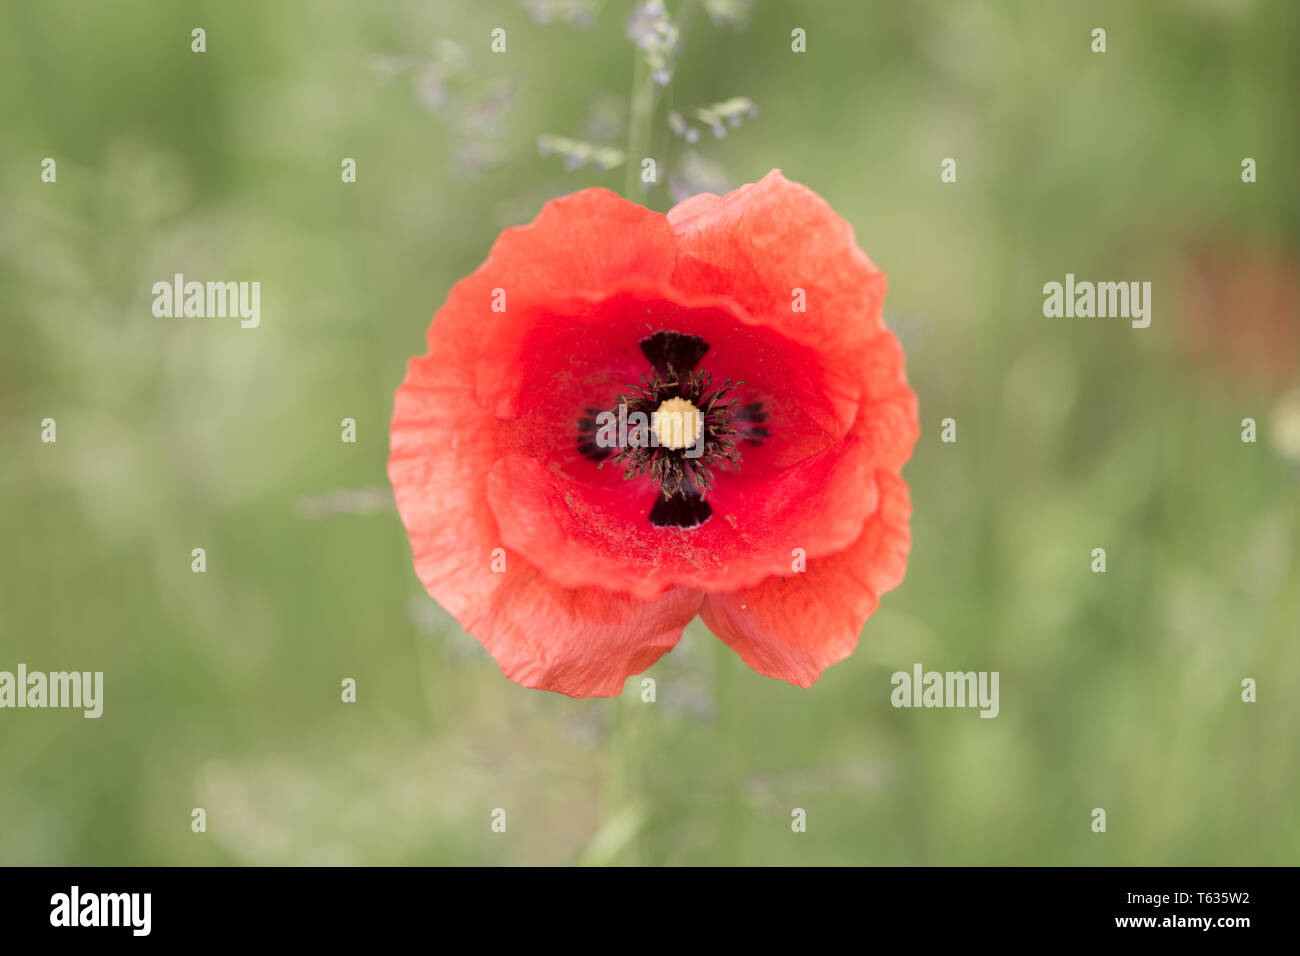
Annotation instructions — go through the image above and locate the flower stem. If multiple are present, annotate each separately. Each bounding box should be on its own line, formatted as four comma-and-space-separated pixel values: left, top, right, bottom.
623, 53, 655, 200
715, 631, 743, 861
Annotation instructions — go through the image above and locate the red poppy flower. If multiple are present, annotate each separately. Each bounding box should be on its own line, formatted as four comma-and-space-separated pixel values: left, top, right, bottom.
389, 169, 918, 697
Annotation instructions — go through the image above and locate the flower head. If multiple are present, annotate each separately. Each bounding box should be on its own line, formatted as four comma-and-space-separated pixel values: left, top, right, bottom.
389, 170, 918, 696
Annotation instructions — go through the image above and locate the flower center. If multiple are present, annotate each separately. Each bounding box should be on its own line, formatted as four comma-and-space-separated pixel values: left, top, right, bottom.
575, 330, 769, 529
652, 397, 703, 450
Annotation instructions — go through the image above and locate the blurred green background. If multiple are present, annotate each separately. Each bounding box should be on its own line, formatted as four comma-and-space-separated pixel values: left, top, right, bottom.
2, 0, 1298, 865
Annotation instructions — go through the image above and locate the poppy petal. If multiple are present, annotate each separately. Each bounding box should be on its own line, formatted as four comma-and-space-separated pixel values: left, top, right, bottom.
466, 569, 703, 698
699, 470, 912, 687
669, 169, 897, 439
669, 169, 888, 342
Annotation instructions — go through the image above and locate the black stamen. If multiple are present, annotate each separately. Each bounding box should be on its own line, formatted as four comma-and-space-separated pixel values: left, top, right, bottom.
639, 331, 709, 377
576, 408, 613, 462
649, 490, 713, 529
735, 401, 768, 446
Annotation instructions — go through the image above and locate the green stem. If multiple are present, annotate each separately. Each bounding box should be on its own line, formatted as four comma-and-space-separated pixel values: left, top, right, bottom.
623, 53, 656, 200
715, 631, 742, 862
